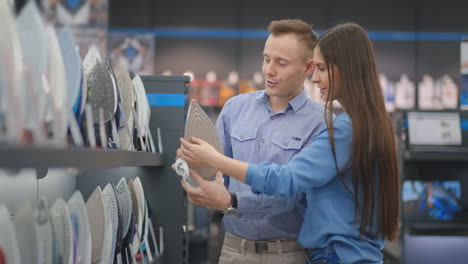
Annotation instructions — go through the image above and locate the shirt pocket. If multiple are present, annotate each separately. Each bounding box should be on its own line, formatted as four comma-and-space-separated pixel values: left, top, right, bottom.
270, 132, 303, 163
230, 126, 258, 161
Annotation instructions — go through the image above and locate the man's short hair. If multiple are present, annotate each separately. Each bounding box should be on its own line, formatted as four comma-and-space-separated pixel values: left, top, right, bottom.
268, 19, 318, 58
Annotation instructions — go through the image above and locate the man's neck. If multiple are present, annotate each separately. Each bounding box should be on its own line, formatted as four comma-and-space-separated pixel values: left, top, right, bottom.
268, 90, 302, 114
269, 97, 289, 114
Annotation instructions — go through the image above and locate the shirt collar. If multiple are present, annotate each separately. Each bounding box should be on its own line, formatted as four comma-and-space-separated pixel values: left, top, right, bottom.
255, 90, 267, 101
288, 89, 308, 113
255, 89, 308, 113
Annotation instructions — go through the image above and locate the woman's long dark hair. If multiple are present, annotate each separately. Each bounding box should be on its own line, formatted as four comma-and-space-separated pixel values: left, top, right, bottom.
319, 23, 399, 240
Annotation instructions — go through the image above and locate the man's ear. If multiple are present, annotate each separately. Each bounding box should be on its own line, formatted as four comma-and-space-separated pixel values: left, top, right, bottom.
305, 58, 315, 77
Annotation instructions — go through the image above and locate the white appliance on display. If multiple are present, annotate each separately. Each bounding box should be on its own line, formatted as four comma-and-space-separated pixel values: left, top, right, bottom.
0, 0, 23, 143
46, 25, 68, 146
418, 74, 435, 109
0, 205, 21, 264
379, 74, 395, 112
440, 75, 459, 109
395, 74, 416, 109
86, 186, 113, 264
67, 191, 92, 264
50, 198, 74, 264
16, 0, 49, 142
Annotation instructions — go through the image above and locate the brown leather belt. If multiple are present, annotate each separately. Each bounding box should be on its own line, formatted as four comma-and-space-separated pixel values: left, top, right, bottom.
224, 232, 303, 254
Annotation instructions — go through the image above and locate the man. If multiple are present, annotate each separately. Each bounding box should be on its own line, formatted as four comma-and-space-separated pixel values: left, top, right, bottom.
181, 19, 325, 264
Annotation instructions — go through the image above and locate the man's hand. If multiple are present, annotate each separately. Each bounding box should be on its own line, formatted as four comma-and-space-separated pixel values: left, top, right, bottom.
180, 170, 231, 211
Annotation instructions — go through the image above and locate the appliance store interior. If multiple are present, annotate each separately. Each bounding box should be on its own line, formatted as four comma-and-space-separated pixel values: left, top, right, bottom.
1, 0, 468, 263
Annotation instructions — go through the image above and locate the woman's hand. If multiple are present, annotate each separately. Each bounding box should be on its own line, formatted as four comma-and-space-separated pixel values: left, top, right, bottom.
176, 136, 249, 183
177, 137, 222, 169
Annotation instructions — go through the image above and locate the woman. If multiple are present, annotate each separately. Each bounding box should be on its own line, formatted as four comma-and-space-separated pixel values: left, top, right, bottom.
178, 23, 399, 264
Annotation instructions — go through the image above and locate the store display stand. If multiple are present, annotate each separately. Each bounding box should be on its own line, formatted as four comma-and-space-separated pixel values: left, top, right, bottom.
397, 110, 468, 264
0, 76, 190, 264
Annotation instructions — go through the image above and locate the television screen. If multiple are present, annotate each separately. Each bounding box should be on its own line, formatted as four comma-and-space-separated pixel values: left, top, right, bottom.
403, 181, 462, 221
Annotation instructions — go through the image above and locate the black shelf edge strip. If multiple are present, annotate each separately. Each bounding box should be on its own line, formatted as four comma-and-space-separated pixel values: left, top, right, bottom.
0, 146, 165, 168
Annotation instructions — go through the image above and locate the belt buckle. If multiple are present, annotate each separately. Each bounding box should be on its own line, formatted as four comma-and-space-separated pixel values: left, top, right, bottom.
255, 242, 268, 253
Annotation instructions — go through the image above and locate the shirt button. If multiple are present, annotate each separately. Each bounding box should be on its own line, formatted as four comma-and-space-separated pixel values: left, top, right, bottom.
262, 139, 265, 143
240, 136, 244, 140
284, 143, 288, 147
271, 116, 275, 120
